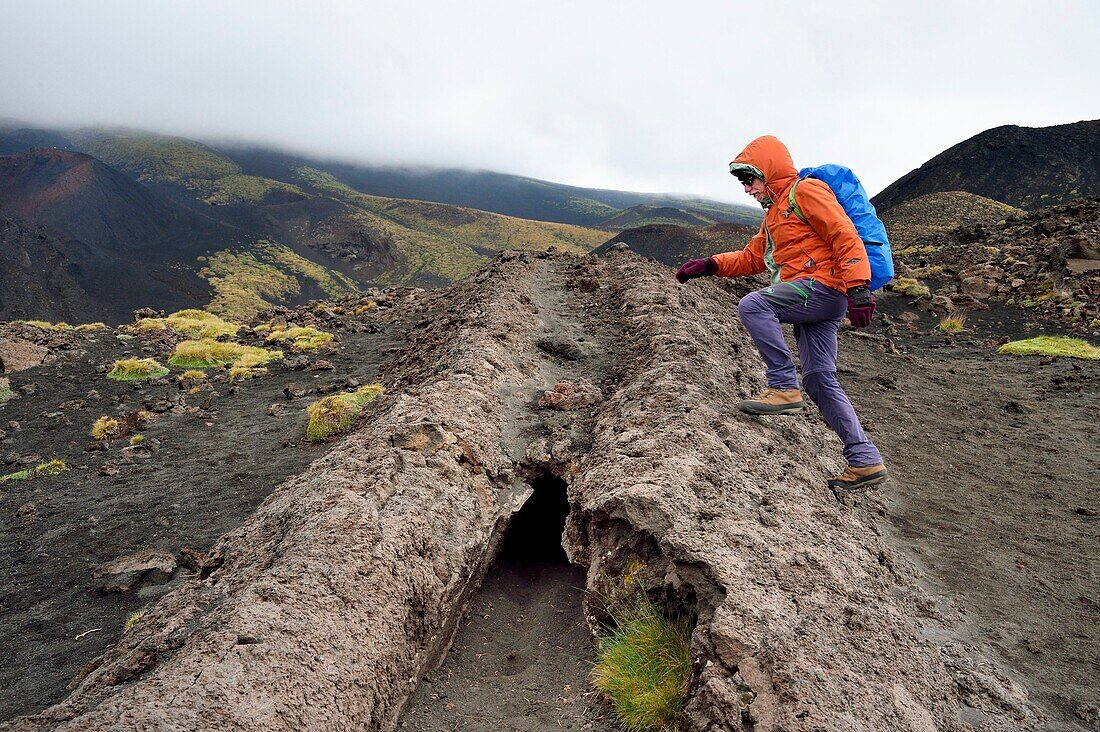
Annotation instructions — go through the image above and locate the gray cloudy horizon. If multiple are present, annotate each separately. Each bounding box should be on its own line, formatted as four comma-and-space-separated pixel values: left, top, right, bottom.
1, 0, 1098, 202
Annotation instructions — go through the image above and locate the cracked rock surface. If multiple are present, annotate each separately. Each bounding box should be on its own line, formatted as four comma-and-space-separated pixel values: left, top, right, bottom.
3, 250, 1034, 731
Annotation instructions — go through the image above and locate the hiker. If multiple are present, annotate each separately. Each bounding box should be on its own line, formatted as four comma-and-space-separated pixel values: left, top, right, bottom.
675, 135, 887, 490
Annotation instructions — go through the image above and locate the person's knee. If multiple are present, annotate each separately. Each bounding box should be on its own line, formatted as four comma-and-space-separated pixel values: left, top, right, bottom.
802, 370, 839, 398
738, 291, 768, 318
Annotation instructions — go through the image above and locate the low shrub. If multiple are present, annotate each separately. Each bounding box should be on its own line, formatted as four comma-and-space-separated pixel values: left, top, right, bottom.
168, 340, 282, 369
0, 458, 68, 484
592, 596, 694, 732
266, 325, 334, 351
306, 384, 384, 442
179, 370, 207, 380
13, 320, 73, 331
124, 607, 147, 632
91, 416, 121, 440
998, 336, 1100, 360
129, 434, 145, 446
75, 322, 108, 332
354, 302, 377, 316
0, 377, 12, 404
107, 358, 170, 381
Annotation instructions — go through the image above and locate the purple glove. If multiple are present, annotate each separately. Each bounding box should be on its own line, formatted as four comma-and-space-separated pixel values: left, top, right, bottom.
675, 257, 717, 284
846, 285, 876, 328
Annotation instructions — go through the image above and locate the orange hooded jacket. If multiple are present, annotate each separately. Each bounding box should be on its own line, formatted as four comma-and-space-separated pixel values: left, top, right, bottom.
712, 136, 870, 293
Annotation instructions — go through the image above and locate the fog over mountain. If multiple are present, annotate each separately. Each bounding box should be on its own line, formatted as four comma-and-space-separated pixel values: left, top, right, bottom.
1, 1, 1096, 200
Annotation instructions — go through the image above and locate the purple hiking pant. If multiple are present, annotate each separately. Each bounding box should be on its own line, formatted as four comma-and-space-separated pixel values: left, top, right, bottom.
737, 278, 883, 468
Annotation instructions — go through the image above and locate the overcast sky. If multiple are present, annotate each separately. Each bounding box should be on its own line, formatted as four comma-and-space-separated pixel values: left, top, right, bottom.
1, 1, 1097, 201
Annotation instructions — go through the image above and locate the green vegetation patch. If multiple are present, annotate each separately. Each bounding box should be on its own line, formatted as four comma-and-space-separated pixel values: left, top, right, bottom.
998, 336, 1100, 360
265, 325, 334, 351
168, 340, 283, 370
199, 241, 359, 320
132, 309, 240, 339
107, 358, 170, 381
75, 322, 108, 332
0, 377, 12, 404
306, 384, 384, 442
592, 597, 694, 731
0, 458, 68, 484
75, 131, 239, 189
124, 607, 148, 631
204, 174, 309, 205
887, 277, 931, 298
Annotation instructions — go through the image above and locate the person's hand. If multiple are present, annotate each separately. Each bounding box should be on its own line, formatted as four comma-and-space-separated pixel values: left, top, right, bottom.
675, 257, 717, 284
846, 285, 876, 328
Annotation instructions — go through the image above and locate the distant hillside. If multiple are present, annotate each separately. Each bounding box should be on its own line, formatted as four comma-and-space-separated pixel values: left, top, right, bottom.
883, 191, 1025, 256
593, 222, 758, 267
598, 204, 718, 229
873, 120, 1100, 213
0, 123, 760, 229
0, 148, 357, 322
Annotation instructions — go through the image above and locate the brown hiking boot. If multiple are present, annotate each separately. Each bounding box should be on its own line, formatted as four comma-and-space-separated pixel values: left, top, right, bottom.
827, 464, 888, 489
738, 387, 804, 415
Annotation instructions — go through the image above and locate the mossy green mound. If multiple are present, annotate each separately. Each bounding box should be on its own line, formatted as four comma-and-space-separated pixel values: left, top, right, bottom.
204, 175, 310, 205
592, 598, 694, 731
107, 358, 170, 381
168, 340, 283, 370
0, 459, 68, 484
306, 384, 384, 442
998, 336, 1100, 360
132, 309, 240, 339
887, 277, 931, 298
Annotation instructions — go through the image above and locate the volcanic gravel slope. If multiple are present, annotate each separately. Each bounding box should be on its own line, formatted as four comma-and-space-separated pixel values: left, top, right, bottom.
2, 250, 1038, 731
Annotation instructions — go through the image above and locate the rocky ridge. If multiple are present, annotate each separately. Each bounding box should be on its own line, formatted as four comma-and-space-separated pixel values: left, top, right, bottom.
2, 250, 1034, 731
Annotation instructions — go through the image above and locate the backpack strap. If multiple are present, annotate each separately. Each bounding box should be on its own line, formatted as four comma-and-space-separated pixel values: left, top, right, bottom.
785, 178, 809, 224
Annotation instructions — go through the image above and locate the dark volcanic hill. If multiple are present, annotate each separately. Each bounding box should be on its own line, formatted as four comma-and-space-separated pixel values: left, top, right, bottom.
592, 221, 759, 266
872, 119, 1100, 213
0, 149, 235, 322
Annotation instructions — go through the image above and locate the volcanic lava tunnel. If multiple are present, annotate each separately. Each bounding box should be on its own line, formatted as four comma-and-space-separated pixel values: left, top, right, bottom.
497, 472, 570, 564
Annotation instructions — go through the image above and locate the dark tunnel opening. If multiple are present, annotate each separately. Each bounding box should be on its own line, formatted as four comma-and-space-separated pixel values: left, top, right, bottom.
397, 472, 618, 729
497, 473, 570, 563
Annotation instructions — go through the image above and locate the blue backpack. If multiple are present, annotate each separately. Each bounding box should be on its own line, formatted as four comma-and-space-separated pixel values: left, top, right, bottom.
786, 164, 895, 291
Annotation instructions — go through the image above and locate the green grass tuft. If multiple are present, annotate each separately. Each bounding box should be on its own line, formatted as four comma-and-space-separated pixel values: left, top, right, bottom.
0, 377, 12, 404
998, 336, 1100, 360
124, 607, 148, 632
131, 309, 240, 339
167, 340, 282, 370
591, 597, 694, 731
107, 358, 170, 381
937, 312, 968, 333
306, 384, 384, 442
265, 325, 334, 351
91, 416, 121, 440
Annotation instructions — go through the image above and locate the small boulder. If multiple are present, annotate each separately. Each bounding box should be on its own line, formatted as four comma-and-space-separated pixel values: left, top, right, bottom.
538, 378, 603, 410
93, 550, 177, 593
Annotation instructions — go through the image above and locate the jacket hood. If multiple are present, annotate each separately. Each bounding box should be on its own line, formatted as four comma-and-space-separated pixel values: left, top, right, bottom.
730, 136, 799, 204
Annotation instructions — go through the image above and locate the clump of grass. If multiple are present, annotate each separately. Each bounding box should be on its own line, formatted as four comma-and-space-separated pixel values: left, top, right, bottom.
0, 377, 12, 404
306, 384, 384, 442
14, 320, 73, 331
91, 416, 121, 440
592, 596, 694, 731
998, 336, 1100, 360
75, 322, 108, 332
888, 277, 931, 298
131, 309, 239, 339
124, 607, 148, 632
168, 339, 282, 370
354, 302, 377, 315
107, 358, 170, 381
129, 434, 145, 446
938, 311, 968, 333
265, 325, 334, 351
228, 352, 274, 382
0, 459, 69, 484
179, 369, 207, 380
